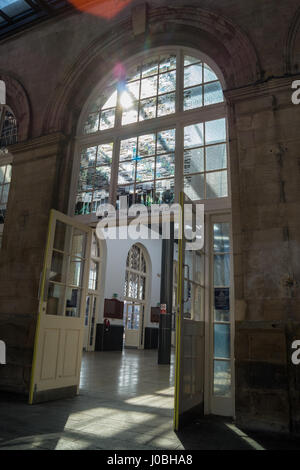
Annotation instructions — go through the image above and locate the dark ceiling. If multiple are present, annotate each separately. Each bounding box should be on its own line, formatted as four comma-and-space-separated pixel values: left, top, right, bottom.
0, 0, 74, 39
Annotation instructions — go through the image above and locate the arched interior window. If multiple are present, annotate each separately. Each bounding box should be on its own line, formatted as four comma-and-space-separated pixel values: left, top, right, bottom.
123, 244, 148, 347
74, 48, 228, 216
0, 105, 17, 148
0, 102, 16, 249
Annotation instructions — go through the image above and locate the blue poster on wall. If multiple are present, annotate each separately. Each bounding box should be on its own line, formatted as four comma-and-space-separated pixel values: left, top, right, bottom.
214, 287, 230, 310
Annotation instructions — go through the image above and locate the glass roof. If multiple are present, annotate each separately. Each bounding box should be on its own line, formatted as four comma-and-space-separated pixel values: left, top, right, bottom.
0, 0, 72, 39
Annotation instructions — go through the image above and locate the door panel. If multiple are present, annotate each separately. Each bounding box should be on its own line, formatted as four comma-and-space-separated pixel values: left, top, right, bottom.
29, 209, 92, 404
174, 192, 205, 431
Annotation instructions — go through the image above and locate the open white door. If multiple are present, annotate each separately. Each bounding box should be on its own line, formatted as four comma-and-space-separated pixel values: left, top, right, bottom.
174, 193, 205, 431
29, 209, 92, 404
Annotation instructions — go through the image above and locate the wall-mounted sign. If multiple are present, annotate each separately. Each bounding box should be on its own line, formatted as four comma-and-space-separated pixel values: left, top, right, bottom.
160, 304, 167, 314
214, 288, 230, 311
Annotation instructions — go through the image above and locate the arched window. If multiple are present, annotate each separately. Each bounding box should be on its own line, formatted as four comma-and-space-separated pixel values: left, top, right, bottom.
0, 105, 17, 149
73, 47, 228, 216
123, 243, 148, 348
0, 97, 17, 249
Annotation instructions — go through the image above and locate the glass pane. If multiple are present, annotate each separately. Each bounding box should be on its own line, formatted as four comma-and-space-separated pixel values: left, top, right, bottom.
184, 63, 202, 87
214, 324, 230, 359
157, 128, 176, 154
118, 161, 135, 185
78, 168, 94, 191
136, 157, 155, 182
214, 223, 230, 253
184, 174, 204, 201
65, 287, 81, 317
126, 80, 140, 100
89, 260, 98, 290
157, 93, 175, 116
80, 147, 96, 169
49, 251, 67, 283
184, 148, 204, 174
204, 63, 218, 82
95, 166, 111, 188
92, 189, 109, 212
122, 103, 138, 125
139, 97, 157, 121
120, 137, 138, 162
141, 253, 146, 273
46, 283, 64, 316
138, 134, 155, 157
142, 57, 158, 77
135, 181, 154, 205
97, 143, 113, 165
71, 229, 86, 258
215, 310, 230, 322
128, 273, 139, 298
155, 179, 174, 204
141, 75, 157, 99
139, 276, 146, 300
85, 296, 90, 326
0, 0, 31, 16
129, 244, 140, 270
127, 64, 141, 82
75, 193, 92, 215
204, 81, 223, 106
1, 184, 9, 204
4, 165, 11, 183
214, 360, 231, 396
184, 86, 203, 110
206, 171, 228, 199
205, 118, 226, 145
214, 254, 230, 286
0, 166, 6, 185
156, 153, 175, 179
158, 71, 176, 94
90, 296, 97, 346
184, 56, 200, 66
159, 54, 176, 72
53, 220, 67, 251
68, 258, 83, 287
84, 113, 99, 134
206, 144, 227, 171
99, 108, 115, 130
184, 123, 204, 149
102, 90, 117, 109
117, 185, 135, 207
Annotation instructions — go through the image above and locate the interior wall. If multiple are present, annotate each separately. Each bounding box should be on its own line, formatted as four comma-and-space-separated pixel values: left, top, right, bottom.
101, 238, 162, 329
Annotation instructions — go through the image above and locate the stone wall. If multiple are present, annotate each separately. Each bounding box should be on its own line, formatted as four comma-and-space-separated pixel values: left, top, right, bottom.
0, 0, 299, 432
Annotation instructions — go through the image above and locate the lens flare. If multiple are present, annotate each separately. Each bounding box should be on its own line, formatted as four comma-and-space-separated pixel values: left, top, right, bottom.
69, 0, 133, 20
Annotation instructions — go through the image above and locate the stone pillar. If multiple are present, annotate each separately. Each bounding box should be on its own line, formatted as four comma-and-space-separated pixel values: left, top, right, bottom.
226, 75, 300, 433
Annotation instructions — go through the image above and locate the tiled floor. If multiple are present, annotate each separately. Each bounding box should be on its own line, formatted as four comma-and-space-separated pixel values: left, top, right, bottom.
0, 348, 299, 450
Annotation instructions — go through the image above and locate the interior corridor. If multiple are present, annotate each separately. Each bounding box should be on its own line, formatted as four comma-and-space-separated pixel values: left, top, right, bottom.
0, 349, 300, 450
